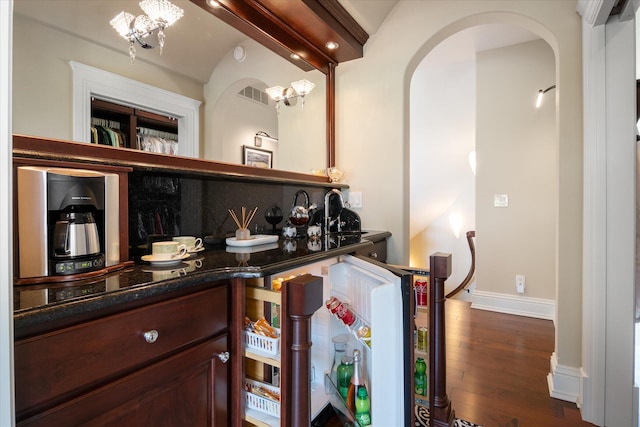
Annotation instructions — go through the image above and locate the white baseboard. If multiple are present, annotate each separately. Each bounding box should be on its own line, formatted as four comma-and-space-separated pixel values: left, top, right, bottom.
470, 290, 555, 321
547, 352, 582, 403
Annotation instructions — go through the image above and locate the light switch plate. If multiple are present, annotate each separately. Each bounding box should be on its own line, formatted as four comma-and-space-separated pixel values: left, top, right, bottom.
494, 194, 509, 207
349, 191, 363, 208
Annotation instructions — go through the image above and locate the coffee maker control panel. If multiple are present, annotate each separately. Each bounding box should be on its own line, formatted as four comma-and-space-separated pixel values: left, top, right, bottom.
52, 254, 105, 276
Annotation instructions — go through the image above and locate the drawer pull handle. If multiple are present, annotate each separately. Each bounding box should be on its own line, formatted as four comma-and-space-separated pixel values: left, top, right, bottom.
215, 351, 230, 364
370, 252, 378, 259
143, 330, 159, 344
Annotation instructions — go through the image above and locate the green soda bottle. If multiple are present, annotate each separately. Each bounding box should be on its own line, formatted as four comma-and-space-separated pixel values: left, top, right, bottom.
414, 357, 427, 396
415, 357, 427, 396
354, 386, 371, 426
337, 356, 354, 401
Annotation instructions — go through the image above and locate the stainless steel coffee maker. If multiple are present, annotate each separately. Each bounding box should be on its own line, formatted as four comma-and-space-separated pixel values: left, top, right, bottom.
17, 166, 119, 278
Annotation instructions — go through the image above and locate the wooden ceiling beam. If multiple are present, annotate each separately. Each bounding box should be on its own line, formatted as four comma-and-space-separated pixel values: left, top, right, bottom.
189, 0, 368, 74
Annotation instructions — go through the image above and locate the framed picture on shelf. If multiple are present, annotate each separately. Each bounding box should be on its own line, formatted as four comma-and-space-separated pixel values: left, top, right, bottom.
243, 145, 273, 168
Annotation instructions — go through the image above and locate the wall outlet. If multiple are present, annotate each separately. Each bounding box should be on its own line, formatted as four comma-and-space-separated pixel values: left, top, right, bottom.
516, 275, 525, 293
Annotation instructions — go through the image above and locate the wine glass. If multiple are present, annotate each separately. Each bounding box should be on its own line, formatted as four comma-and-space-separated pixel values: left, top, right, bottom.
264, 204, 283, 233
327, 167, 344, 183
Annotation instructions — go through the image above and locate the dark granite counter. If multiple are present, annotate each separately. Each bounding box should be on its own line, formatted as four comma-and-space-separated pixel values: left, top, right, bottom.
14, 232, 389, 336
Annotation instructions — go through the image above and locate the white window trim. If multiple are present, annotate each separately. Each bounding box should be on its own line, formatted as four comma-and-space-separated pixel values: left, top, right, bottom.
70, 61, 201, 158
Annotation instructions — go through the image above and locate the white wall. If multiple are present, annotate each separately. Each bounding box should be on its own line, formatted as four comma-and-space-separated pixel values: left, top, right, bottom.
336, 0, 583, 396
203, 38, 326, 174
409, 55, 476, 293
222, 82, 279, 166
12, 16, 326, 175
476, 40, 556, 301
409, 36, 556, 310
12, 15, 203, 142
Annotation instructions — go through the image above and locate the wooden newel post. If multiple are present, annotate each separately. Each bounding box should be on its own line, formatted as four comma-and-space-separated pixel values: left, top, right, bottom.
429, 252, 455, 427
285, 274, 323, 427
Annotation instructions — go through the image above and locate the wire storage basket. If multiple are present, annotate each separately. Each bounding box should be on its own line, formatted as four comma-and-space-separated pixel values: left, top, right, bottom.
245, 378, 280, 417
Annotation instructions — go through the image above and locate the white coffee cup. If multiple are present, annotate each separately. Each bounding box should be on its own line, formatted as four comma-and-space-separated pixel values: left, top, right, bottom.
184, 258, 203, 272
152, 241, 187, 260
307, 225, 321, 238
282, 225, 297, 239
172, 236, 203, 252
283, 239, 297, 252
307, 239, 321, 251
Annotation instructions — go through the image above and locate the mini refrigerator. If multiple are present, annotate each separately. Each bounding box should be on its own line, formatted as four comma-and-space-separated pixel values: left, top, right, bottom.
305, 254, 415, 426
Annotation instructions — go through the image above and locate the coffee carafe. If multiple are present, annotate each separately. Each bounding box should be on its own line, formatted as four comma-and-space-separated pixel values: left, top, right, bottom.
53, 210, 101, 258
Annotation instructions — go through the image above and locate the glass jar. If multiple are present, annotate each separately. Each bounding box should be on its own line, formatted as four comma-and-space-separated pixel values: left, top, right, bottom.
329, 334, 349, 389
337, 355, 354, 401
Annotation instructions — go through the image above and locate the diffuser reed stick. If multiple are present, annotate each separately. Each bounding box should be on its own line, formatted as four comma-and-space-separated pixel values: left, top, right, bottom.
228, 206, 258, 233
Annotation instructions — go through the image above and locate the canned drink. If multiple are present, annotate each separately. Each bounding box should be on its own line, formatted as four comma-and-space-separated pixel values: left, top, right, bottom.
326, 297, 356, 327
415, 279, 427, 306
417, 327, 428, 352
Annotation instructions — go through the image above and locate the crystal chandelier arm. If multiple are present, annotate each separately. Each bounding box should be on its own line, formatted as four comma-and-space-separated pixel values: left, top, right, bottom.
111, 0, 184, 62
110, 12, 136, 39
265, 86, 286, 102
140, 0, 184, 27
291, 79, 315, 96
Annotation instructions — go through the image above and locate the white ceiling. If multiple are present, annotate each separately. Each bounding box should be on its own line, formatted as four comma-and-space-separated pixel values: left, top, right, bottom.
13, 0, 539, 83
13, 0, 248, 84
420, 24, 541, 68
339, 0, 399, 35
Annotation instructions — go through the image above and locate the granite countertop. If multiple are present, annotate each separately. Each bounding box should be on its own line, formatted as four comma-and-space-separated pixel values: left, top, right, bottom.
14, 231, 389, 335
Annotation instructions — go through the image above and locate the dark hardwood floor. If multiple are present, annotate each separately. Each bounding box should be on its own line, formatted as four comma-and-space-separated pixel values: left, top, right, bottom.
320, 299, 596, 427
442, 299, 595, 427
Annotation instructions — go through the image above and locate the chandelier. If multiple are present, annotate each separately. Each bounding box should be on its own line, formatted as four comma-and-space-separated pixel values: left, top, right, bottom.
110, 0, 184, 63
265, 79, 315, 112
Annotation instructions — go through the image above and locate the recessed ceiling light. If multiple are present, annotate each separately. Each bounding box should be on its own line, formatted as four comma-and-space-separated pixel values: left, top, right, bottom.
207, 0, 221, 7
290, 53, 301, 60
325, 41, 339, 50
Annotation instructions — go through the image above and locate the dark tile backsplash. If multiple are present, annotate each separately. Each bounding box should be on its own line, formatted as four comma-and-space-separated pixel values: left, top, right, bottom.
128, 171, 328, 257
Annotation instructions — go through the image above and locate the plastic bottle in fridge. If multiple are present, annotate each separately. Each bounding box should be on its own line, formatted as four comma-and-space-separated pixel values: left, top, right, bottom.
355, 386, 372, 426
347, 349, 369, 418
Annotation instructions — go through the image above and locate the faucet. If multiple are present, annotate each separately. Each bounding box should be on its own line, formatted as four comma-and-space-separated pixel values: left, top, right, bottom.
324, 189, 345, 234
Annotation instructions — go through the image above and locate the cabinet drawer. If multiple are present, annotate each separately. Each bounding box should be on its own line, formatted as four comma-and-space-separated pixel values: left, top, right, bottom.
356, 239, 387, 262
15, 284, 228, 418
18, 334, 229, 427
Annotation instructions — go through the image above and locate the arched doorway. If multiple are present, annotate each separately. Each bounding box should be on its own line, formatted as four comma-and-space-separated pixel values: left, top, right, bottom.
403, 10, 583, 409
409, 23, 557, 309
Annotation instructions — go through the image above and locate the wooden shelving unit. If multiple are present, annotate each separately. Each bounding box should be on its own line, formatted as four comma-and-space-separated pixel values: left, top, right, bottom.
414, 280, 430, 404
90, 98, 178, 150
245, 279, 283, 427
243, 273, 324, 427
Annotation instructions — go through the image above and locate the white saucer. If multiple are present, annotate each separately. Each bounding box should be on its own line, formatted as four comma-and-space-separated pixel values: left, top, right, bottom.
225, 242, 279, 254
226, 234, 279, 247
187, 246, 205, 254
141, 253, 190, 266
